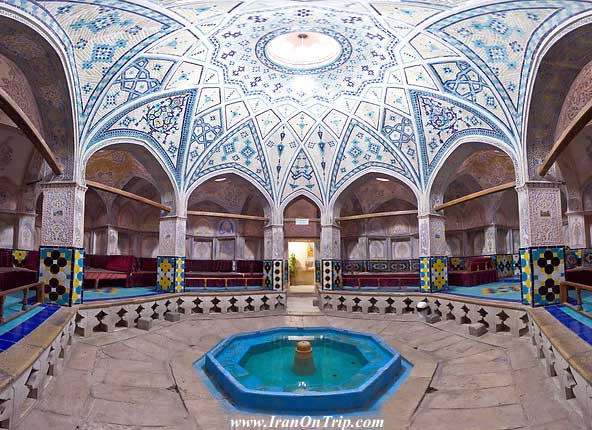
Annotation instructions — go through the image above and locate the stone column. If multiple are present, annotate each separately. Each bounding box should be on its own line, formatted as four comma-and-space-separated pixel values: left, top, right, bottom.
565, 211, 587, 249
482, 224, 497, 255
39, 182, 86, 306
319, 212, 342, 290
235, 236, 246, 260
386, 237, 393, 260
320, 223, 341, 260
358, 235, 369, 260
263, 224, 284, 260
263, 224, 285, 290
157, 215, 186, 293
418, 213, 448, 293
106, 225, 119, 255
461, 230, 470, 256
517, 182, 565, 307
16, 213, 36, 250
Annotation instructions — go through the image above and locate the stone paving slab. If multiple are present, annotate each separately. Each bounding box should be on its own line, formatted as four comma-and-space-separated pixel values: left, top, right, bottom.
13, 313, 587, 430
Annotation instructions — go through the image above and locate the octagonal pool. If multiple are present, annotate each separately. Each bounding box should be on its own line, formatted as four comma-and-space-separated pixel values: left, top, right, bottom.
202, 327, 410, 414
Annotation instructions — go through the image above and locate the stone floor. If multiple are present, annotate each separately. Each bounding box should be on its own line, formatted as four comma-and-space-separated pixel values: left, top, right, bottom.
15, 311, 586, 430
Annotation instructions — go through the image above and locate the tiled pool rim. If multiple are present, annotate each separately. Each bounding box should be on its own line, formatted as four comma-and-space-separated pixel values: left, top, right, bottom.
202, 327, 408, 414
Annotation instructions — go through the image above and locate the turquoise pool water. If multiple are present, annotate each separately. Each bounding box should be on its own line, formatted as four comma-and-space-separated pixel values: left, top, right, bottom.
203, 327, 408, 414
237, 337, 372, 392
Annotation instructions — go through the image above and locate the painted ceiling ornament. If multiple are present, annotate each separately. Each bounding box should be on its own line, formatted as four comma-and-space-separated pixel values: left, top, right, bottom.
209, 4, 400, 104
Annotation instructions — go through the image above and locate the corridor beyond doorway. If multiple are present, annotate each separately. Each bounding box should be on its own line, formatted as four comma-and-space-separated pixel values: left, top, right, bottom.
288, 241, 316, 294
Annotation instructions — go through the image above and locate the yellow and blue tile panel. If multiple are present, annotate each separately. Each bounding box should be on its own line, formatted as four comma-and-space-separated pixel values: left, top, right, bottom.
11, 249, 29, 267
420, 256, 448, 293
39, 247, 84, 306
157, 256, 185, 293
520, 247, 565, 307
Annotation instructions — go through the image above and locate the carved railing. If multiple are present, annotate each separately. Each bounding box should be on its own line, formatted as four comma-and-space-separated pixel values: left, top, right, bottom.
560, 280, 592, 319
0, 282, 44, 324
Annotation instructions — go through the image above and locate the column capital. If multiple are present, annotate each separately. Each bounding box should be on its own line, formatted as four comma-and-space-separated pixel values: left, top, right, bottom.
159, 216, 186, 257
41, 180, 87, 193
320, 223, 341, 259
515, 180, 562, 192
566, 211, 587, 249
417, 212, 446, 220
517, 180, 563, 248
40, 181, 86, 248
418, 214, 447, 257
564, 210, 586, 216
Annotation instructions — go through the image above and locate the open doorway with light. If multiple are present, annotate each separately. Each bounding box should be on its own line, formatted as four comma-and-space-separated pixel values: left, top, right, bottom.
283, 195, 320, 294
288, 240, 315, 293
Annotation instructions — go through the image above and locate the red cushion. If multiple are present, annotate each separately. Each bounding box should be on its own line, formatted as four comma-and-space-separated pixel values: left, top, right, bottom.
88, 255, 109, 269
186, 260, 213, 272
213, 260, 233, 272
139, 258, 157, 271
105, 255, 135, 273
24, 251, 40, 271
236, 260, 263, 273
0, 250, 12, 267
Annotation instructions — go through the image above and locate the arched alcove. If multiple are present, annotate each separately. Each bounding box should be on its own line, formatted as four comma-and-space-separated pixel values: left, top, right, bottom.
332, 172, 418, 261
186, 173, 270, 261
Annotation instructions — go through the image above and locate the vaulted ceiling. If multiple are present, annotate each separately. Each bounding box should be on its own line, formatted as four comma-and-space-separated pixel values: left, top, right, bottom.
5, 0, 592, 207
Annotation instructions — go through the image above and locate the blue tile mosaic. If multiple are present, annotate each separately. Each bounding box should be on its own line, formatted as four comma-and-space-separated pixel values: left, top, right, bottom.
546, 305, 592, 345
0, 305, 60, 353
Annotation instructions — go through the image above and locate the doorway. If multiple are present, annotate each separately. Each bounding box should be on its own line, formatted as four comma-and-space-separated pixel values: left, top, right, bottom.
288, 240, 315, 293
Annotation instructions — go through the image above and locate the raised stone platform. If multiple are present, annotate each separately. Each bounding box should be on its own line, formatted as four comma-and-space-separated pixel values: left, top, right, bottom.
0, 290, 589, 430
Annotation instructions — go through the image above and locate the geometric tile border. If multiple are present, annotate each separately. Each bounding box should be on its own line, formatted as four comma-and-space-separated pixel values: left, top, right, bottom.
39, 247, 84, 306
520, 247, 565, 307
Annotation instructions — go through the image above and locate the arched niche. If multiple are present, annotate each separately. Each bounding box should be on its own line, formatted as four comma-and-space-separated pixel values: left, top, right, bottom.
331, 172, 419, 261
186, 173, 271, 260
0, 16, 76, 181
525, 22, 592, 181
84, 145, 176, 257
430, 143, 518, 257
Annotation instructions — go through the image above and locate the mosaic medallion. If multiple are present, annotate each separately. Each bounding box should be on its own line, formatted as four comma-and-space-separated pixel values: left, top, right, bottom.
256, 29, 351, 74
209, 5, 400, 104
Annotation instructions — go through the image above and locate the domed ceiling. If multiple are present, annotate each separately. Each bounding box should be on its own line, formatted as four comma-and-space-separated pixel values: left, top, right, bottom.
8, 0, 592, 206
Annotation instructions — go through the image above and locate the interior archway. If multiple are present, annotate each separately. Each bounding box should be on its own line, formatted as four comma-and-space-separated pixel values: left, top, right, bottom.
186, 173, 270, 261
333, 172, 418, 262
283, 194, 321, 292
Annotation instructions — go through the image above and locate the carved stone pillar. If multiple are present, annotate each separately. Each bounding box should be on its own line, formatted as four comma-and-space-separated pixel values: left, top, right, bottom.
235, 236, 246, 260
358, 235, 369, 260
320, 224, 341, 260
39, 182, 86, 306
566, 211, 587, 249
482, 224, 497, 255
106, 225, 119, 255
16, 213, 36, 250
157, 216, 186, 293
263, 224, 284, 260
517, 182, 565, 307
418, 213, 448, 293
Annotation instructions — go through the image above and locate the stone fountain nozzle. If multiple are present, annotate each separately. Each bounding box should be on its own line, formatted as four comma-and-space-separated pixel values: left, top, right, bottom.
293, 340, 315, 375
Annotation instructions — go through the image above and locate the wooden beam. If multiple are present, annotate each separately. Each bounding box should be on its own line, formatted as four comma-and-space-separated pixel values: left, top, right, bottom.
434, 182, 515, 211
86, 180, 171, 212
284, 218, 321, 223
538, 97, 592, 176
0, 87, 62, 175
187, 210, 268, 222
336, 210, 418, 222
